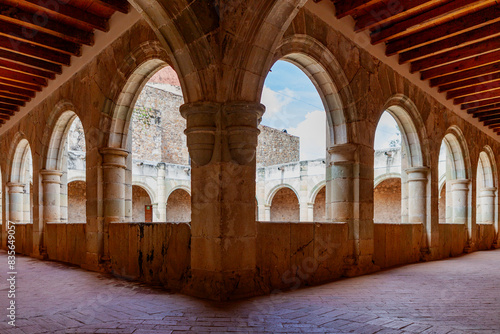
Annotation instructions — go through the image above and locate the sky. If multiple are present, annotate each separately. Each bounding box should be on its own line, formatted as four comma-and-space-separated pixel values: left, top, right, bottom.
261, 61, 326, 160
374, 112, 401, 150
262, 61, 402, 159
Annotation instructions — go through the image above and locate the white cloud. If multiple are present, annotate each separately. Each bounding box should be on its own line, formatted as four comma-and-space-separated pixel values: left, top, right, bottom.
288, 109, 326, 161
374, 112, 400, 150
261, 86, 294, 119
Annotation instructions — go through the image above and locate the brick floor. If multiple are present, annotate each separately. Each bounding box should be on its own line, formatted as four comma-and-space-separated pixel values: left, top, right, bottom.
1, 249, 500, 333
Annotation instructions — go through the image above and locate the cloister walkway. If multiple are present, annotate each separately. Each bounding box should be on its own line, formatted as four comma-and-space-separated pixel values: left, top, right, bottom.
0, 249, 499, 334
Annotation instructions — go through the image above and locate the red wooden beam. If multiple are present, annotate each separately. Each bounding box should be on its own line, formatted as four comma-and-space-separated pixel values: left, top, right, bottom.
335, 0, 381, 19
0, 49, 62, 74
421, 49, 500, 81
94, 0, 130, 14
0, 102, 18, 112
439, 72, 500, 93
0, 83, 36, 98
0, 90, 30, 102
0, 96, 25, 107
454, 88, 500, 105
0, 77, 41, 92
0, 67, 47, 87
0, 113, 10, 121
447, 80, 500, 100
0, 35, 71, 66
401, 22, 500, 65
355, 0, 434, 32
371, 0, 482, 45
0, 58, 54, 80
471, 109, 500, 119
13, 0, 109, 32
386, 5, 500, 56
478, 114, 500, 122
0, 5, 94, 45
461, 97, 500, 110
431, 61, 500, 88
468, 104, 500, 114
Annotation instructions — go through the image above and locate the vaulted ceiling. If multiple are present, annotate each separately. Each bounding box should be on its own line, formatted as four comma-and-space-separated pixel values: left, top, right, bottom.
0, 0, 130, 125
333, 0, 500, 134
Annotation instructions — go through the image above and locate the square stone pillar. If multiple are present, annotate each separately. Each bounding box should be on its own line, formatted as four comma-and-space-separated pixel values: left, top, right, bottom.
99, 147, 128, 267
327, 143, 377, 277
406, 167, 430, 257
181, 101, 264, 300
39, 170, 63, 258
155, 162, 167, 222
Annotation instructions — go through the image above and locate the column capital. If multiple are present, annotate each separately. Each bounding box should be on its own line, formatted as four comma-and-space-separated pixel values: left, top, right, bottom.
7, 182, 24, 193
327, 143, 359, 163
40, 169, 63, 184
406, 166, 429, 182
480, 187, 496, 197
99, 147, 128, 169
451, 179, 470, 190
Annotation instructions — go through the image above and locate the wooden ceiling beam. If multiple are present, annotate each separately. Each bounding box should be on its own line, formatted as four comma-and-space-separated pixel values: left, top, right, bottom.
411, 37, 500, 73
0, 77, 40, 92
0, 102, 17, 112
0, 58, 55, 80
421, 49, 500, 80
0, 83, 36, 98
0, 96, 24, 107
478, 114, 500, 122
461, 97, 500, 110
470, 109, 500, 119
355, 0, 434, 32
0, 49, 61, 74
13, 0, 109, 32
0, 67, 47, 87
446, 80, 500, 100
0, 113, 10, 121
430, 61, 500, 87
386, 4, 500, 56
335, 0, 380, 19
467, 103, 500, 114
439, 71, 500, 93
371, 0, 482, 45
0, 20, 81, 56
0, 5, 94, 45
93, 0, 130, 14
0, 35, 71, 66
0, 91, 30, 102
454, 88, 500, 105
401, 22, 500, 65
485, 119, 500, 127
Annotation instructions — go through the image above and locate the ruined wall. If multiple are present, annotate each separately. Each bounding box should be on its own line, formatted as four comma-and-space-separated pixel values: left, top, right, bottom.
313, 187, 326, 222
68, 181, 86, 223
270, 188, 300, 222
374, 178, 401, 224
257, 125, 300, 167
166, 189, 191, 222
132, 186, 152, 222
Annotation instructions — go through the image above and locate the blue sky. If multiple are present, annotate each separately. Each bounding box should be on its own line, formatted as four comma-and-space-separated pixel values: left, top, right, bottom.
262, 61, 401, 159
261, 61, 326, 160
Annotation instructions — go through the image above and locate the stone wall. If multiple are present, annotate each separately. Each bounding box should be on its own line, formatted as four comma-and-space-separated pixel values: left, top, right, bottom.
132, 186, 152, 222
313, 187, 326, 222
257, 125, 300, 167
270, 187, 300, 222
166, 189, 191, 222
68, 181, 86, 223
374, 178, 401, 224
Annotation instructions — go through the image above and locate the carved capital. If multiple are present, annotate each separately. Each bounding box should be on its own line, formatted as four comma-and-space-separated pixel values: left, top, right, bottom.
99, 147, 129, 169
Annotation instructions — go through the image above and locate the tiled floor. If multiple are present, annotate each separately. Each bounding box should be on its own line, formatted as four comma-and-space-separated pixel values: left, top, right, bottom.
1, 249, 499, 333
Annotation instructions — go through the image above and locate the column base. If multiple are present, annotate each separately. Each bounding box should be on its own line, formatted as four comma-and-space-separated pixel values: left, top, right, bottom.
492, 240, 500, 249
419, 247, 431, 261
183, 269, 266, 301
343, 255, 379, 278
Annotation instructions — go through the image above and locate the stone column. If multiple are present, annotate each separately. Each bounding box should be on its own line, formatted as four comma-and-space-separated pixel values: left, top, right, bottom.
264, 204, 271, 221
327, 143, 376, 276
406, 167, 429, 256
307, 203, 314, 222
479, 187, 496, 224
299, 161, 310, 222
7, 183, 24, 224
155, 162, 167, 222
451, 179, 471, 251
99, 147, 128, 265
182, 101, 263, 300
39, 170, 63, 258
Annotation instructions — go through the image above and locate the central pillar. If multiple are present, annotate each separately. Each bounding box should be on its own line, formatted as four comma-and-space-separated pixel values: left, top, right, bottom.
39, 170, 63, 258
406, 167, 430, 257
327, 143, 377, 276
181, 101, 264, 300
8, 182, 25, 224
155, 162, 167, 222
99, 147, 128, 266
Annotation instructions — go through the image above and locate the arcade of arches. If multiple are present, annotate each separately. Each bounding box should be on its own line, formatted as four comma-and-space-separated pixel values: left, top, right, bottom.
1, 0, 500, 306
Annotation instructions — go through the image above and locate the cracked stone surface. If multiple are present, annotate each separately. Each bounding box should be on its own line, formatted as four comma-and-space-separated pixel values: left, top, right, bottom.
1, 249, 499, 333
